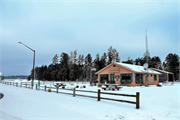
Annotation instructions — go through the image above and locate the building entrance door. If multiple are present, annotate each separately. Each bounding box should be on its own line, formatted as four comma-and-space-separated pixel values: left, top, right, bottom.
110, 74, 115, 84
141, 74, 143, 84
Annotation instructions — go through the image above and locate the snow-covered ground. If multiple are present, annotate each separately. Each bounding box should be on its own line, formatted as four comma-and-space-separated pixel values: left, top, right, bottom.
0, 80, 179, 120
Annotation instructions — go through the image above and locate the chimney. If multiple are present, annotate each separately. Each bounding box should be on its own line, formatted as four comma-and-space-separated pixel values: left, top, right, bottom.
138, 62, 141, 66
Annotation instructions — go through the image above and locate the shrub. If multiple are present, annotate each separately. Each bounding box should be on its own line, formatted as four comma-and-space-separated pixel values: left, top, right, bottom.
157, 84, 162, 87
48, 88, 51, 92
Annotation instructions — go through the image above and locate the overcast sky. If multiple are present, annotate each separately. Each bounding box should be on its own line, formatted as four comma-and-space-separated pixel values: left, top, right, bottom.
0, 0, 179, 76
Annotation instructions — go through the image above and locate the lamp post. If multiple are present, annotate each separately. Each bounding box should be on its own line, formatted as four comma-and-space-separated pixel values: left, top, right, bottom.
18, 42, 35, 88
145, 30, 149, 86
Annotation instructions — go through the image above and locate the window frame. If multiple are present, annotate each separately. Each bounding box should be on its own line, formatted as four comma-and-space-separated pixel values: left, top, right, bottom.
99, 74, 109, 83
120, 73, 132, 84
135, 74, 142, 84
154, 75, 157, 81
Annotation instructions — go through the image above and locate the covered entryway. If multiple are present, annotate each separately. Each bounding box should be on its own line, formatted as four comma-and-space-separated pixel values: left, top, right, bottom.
135, 74, 143, 84
150, 68, 174, 82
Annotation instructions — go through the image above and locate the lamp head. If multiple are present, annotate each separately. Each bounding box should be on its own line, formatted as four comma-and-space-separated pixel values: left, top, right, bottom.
18, 42, 22, 44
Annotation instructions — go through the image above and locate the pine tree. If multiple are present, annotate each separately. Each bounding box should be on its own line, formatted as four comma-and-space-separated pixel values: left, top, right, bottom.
107, 46, 119, 64
164, 53, 179, 80
99, 53, 107, 70
73, 49, 77, 64
122, 59, 134, 64
115, 52, 120, 62
52, 54, 59, 65
58, 52, 69, 80
94, 53, 100, 71
151, 56, 161, 69
85, 54, 92, 66
107, 46, 113, 64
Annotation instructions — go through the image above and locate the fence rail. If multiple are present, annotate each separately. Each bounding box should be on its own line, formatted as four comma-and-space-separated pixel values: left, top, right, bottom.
1, 81, 140, 109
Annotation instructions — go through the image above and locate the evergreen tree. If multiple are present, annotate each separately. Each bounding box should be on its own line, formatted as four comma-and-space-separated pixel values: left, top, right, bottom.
35, 66, 39, 80
164, 53, 179, 80
69, 51, 73, 66
122, 59, 134, 64
85, 54, 92, 66
2, 75, 5, 80
81, 54, 85, 65
99, 53, 107, 70
52, 54, 59, 65
58, 52, 69, 80
134, 57, 144, 66
73, 49, 77, 64
107, 46, 113, 64
94, 53, 100, 71
85, 54, 92, 81
115, 52, 120, 62
77, 55, 82, 65
27, 75, 31, 80
107, 46, 118, 64
43, 69, 51, 80
151, 56, 162, 69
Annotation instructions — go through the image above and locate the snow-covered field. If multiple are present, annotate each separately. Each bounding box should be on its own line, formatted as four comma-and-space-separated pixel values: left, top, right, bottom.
0, 80, 179, 120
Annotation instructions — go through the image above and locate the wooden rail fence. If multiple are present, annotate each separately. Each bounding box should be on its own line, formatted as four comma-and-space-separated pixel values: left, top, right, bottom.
1, 81, 140, 109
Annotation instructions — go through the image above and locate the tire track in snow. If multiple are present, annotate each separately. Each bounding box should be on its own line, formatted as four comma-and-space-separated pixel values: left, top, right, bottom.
0, 111, 23, 120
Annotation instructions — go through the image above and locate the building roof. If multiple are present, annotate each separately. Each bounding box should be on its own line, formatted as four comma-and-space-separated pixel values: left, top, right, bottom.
149, 68, 174, 74
96, 62, 161, 74
0, 71, 2, 76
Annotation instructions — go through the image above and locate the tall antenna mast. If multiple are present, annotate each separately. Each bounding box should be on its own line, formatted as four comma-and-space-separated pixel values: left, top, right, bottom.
145, 30, 149, 86
146, 30, 148, 64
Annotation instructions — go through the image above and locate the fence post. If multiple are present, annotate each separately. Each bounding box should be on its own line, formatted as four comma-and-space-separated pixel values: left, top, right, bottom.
45, 85, 46, 91
21, 82, 22, 87
36, 84, 37, 90
16, 83, 18, 87
98, 89, 100, 101
26, 83, 27, 88
10, 82, 11, 85
13, 82, 14, 86
73, 88, 75, 97
136, 92, 140, 109
57, 87, 58, 93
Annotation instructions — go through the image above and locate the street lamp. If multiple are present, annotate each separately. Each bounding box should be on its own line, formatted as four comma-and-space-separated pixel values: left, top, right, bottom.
18, 42, 35, 88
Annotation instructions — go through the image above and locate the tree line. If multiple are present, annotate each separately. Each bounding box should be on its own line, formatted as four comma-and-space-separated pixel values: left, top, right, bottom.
28, 46, 179, 81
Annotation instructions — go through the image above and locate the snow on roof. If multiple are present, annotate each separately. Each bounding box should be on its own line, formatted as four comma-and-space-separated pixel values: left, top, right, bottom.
0, 71, 2, 76
150, 68, 173, 74
115, 62, 161, 74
